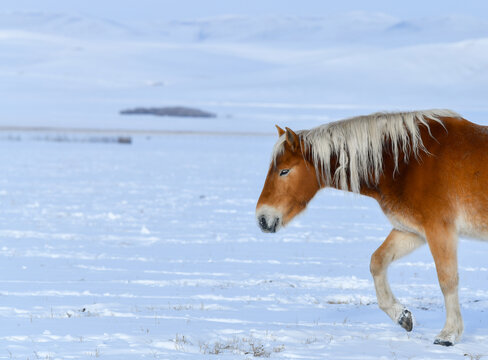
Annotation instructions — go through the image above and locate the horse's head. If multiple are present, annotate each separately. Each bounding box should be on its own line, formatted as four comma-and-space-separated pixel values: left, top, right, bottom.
256, 126, 321, 233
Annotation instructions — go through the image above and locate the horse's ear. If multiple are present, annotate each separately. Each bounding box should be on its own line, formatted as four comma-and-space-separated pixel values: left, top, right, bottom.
285, 127, 298, 151
275, 125, 285, 137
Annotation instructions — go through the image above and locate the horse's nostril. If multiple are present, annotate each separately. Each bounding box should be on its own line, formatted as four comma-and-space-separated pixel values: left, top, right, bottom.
259, 216, 267, 228
270, 219, 278, 233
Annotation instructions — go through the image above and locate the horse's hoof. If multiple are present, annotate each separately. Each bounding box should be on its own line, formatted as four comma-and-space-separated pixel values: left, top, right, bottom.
398, 309, 413, 332
434, 339, 453, 347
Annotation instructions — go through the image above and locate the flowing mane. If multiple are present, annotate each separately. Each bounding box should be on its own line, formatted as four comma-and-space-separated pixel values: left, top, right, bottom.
272, 109, 461, 193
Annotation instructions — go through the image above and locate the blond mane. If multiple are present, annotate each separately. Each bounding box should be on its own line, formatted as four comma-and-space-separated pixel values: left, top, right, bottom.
272, 109, 461, 193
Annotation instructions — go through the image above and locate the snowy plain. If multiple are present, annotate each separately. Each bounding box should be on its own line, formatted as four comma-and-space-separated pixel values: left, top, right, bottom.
2, 5, 488, 359
2, 133, 488, 359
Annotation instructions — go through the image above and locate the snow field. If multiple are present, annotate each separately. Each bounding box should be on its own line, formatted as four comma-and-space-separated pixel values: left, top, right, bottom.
0, 134, 486, 359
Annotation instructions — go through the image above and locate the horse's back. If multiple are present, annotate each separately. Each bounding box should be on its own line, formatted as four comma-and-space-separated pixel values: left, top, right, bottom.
425, 116, 488, 238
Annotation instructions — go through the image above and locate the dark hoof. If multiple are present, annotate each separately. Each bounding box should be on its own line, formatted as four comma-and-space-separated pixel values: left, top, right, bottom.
398, 309, 413, 332
434, 339, 453, 347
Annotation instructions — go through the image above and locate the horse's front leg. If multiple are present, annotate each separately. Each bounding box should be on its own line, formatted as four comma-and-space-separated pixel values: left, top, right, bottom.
426, 224, 463, 346
370, 229, 425, 331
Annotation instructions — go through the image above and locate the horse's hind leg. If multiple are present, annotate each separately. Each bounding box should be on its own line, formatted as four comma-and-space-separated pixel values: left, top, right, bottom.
370, 229, 425, 331
425, 224, 463, 346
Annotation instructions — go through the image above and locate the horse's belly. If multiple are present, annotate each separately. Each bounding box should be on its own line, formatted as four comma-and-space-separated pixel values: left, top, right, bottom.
456, 209, 488, 240
386, 212, 424, 238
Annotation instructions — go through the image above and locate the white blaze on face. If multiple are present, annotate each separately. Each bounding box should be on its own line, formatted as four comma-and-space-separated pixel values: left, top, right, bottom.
256, 205, 283, 233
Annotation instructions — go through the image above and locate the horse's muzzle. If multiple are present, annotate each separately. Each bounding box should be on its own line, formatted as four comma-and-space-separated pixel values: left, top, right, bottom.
258, 215, 279, 233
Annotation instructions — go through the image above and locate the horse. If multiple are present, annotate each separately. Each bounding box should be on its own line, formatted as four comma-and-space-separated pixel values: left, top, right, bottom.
255, 109, 488, 346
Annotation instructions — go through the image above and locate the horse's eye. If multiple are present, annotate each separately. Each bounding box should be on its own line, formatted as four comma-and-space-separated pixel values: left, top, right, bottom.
279, 169, 290, 176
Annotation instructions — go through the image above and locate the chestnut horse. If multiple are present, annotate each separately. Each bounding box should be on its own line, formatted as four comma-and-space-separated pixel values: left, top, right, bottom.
256, 109, 488, 346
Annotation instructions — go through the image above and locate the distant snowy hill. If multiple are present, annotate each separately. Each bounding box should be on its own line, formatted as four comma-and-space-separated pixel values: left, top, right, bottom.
0, 11, 140, 38
1, 11, 488, 130
159, 14, 488, 47
3, 11, 488, 46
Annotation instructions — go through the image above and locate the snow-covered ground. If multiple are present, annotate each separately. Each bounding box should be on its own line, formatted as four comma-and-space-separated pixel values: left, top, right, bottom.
2, 3, 488, 359
0, 134, 488, 359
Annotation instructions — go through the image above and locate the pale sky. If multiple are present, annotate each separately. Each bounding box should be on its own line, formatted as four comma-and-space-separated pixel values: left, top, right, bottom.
2, 0, 488, 22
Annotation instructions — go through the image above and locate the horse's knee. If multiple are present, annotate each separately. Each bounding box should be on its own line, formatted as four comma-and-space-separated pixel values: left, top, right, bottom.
434, 258, 459, 294
438, 270, 459, 295
370, 250, 384, 277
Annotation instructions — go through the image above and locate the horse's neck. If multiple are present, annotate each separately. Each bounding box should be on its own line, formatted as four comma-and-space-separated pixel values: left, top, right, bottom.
310, 137, 410, 200
358, 119, 449, 201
